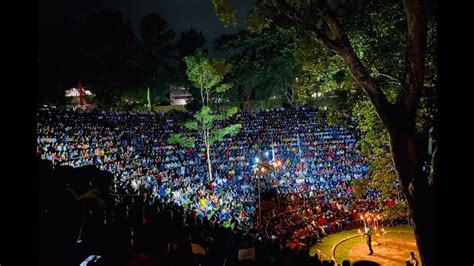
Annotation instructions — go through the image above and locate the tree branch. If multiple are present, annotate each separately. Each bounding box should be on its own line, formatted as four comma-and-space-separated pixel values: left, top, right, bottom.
269, 0, 398, 129
381, 81, 402, 86
304, 29, 341, 54
268, 0, 341, 53
397, 0, 427, 113
376, 70, 401, 83
321, 11, 396, 129
428, 146, 437, 187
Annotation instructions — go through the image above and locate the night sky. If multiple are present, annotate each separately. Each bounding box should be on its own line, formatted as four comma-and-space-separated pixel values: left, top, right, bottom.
37, 0, 252, 102
38, 0, 251, 55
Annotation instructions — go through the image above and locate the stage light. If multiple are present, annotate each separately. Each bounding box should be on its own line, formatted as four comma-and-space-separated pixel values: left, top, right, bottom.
255, 157, 260, 163
265, 151, 269, 157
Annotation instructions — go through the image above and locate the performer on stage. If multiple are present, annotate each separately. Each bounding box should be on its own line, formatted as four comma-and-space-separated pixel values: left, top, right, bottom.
406, 251, 419, 266
364, 225, 374, 255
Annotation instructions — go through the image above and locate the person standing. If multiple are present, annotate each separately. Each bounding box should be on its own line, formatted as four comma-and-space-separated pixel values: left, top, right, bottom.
77, 169, 112, 254
406, 251, 419, 266
364, 225, 374, 255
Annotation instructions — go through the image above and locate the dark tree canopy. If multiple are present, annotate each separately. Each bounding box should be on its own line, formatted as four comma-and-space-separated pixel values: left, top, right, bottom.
139, 13, 177, 88
79, 11, 141, 88
215, 27, 305, 107
177, 28, 207, 59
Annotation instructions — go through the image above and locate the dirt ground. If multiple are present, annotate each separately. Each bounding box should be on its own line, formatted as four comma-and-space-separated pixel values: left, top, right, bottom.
346, 236, 421, 265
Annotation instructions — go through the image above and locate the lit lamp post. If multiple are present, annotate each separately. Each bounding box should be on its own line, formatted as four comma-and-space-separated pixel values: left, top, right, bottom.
360, 214, 366, 227
273, 160, 282, 210
255, 157, 265, 225
253, 156, 274, 227
258, 166, 265, 226
253, 157, 262, 226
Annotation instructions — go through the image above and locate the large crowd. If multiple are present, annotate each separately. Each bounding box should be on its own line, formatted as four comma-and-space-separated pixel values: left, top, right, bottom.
36, 105, 409, 265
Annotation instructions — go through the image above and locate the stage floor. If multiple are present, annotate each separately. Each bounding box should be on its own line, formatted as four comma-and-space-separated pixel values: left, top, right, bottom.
310, 226, 421, 265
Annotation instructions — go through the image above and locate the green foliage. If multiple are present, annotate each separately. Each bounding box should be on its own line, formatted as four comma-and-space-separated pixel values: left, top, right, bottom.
212, 0, 436, 109
217, 27, 309, 107
351, 178, 370, 199
247, 7, 273, 33
369, 149, 398, 199
352, 99, 398, 199
325, 107, 351, 127
295, 35, 357, 96
210, 58, 233, 76
167, 105, 242, 181
184, 51, 224, 91
353, 100, 387, 155
210, 124, 242, 144
184, 51, 233, 108
225, 106, 239, 117
167, 134, 195, 147
173, 46, 238, 182
215, 83, 233, 93
184, 121, 198, 130
211, 0, 237, 27
194, 106, 215, 129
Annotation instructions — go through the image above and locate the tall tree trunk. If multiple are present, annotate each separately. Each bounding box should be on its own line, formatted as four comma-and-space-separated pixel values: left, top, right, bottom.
200, 88, 205, 106
336, 37, 435, 266
331, 20, 434, 265
206, 129, 212, 182
388, 126, 436, 266
147, 87, 151, 111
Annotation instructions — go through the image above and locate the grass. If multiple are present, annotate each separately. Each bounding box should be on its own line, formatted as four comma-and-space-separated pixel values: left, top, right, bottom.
335, 227, 416, 264
309, 226, 414, 262
309, 229, 357, 259
335, 237, 361, 263
153, 105, 186, 112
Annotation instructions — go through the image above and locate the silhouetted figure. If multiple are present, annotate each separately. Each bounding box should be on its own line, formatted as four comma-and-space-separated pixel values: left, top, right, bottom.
364, 225, 374, 255
77, 169, 112, 255
406, 251, 419, 266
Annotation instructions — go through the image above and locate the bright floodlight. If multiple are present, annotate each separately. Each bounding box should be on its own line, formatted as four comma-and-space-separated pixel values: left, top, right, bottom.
255, 157, 260, 163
